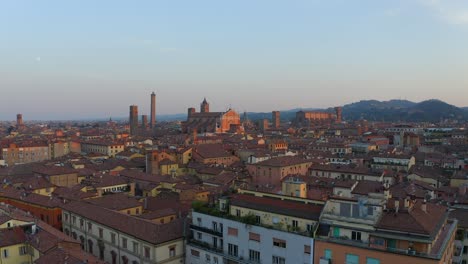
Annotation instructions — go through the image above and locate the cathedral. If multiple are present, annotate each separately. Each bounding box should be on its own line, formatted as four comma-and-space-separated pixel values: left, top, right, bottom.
182, 98, 241, 133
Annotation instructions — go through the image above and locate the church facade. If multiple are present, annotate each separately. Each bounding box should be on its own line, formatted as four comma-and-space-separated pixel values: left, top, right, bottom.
182, 99, 241, 133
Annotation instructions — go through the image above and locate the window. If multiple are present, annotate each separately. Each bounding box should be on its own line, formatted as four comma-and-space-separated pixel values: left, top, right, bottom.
345, 254, 359, 264
272, 256, 285, 264
88, 222, 92, 231
111, 233, 116, 244
133, 242, 139, 254
367, 206, 374, 216
292, 220, 299, 228
228, 243, 238, 257
2, 249, 8, 258
213, 257, 218, 264
351, 231, 362, 241
366, 257, 381, 264
324, 249, 332, 260
304, 245, 311, 254
122, 238, 128, 249
236, 209, 241, 217
340, 203, 351, 217
212, 221, 218, 231
88, 239, 94, 254
144, 246, 151, 259
464, 246, 468, 255
64, 213, 69, 222
249, 249, 261, 263
205, 254, 211, 262
191, 249, 200, 257
249, 232, 260, 242
255, 215, 261, 224
306, 224, 313, 232
169, 246, 176, 257
273, 238, 286, 248
99, 228, 103, 239
352, 204, 360, 218
197, 232, 202, 239
19, 246, 28, 255
80, 218, 84, 228
228, 227, 238, 237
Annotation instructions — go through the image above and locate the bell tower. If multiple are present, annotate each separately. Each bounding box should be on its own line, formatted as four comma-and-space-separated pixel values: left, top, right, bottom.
200, 98, 210, 113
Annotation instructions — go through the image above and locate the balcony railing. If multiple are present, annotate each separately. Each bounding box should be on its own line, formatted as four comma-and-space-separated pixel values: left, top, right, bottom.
188, 239, 251, 264
188, 239, 223, 254
321, 212, 376, 226
320, 220, 458, 261
190, 224, 223, 237
192, 203, 315, 237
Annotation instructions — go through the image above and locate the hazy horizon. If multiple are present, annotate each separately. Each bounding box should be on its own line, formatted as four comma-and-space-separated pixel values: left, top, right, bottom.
1, 0, 468, 120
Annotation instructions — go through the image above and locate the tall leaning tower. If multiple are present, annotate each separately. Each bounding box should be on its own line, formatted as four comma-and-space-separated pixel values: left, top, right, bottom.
150, 92, 156, 128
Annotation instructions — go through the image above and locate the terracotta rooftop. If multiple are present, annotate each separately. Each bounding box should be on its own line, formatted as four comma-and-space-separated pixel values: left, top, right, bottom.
351, 180, 385, 195
230, 194, 323, 221
255, 156, 313, 167
193, 144, 233, 159
86, 193, 142, 211
0, 227, 26, 247
33, 165, 78, 176
310, 164, 381, 176
34, 247, 105, 264
62, 200, 184, 245
377, 200, 447, 236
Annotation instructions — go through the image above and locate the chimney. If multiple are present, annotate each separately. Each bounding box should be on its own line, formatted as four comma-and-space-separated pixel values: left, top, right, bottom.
459, 185, 467, 196
404, 196, 410, 208
421, 200, 427, 213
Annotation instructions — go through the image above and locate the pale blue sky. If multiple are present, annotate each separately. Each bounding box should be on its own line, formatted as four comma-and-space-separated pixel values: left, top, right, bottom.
1, 0, 467, 120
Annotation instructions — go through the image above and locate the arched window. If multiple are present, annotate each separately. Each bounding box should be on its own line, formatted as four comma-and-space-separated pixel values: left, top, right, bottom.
79, 236, 85, 250
111, 251, 117, 264
88, 239, 94, 254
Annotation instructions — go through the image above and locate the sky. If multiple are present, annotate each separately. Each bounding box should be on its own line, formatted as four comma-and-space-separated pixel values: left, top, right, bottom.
1, 0, 468, 120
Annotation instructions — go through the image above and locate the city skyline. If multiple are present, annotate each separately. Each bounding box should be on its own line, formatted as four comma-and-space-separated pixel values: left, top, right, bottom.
1, 0, 468, 120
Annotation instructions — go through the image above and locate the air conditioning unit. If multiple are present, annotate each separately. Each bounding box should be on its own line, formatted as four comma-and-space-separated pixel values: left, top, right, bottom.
319, 258, 331, 264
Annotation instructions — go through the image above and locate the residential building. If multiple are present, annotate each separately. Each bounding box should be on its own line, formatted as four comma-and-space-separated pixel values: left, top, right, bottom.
247, 156, 314, 186
62, 200, 185, 264
81, 140, 125, 158
187, 194, 321, 264
1, 142, 50, 166
315, 198, 457, 264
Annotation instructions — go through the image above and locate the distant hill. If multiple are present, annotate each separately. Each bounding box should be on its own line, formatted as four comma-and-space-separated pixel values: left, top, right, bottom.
245, 99, 468, 123
110, 100, 468, 123
340, 99, 467, 122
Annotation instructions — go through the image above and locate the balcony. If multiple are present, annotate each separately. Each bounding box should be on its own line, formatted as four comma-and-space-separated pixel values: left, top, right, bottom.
190, 224, 223, 237
192, 202, 314, 237
188, 239, 251, 264
452, 240, 463, 264
321, 212, 376, 227
188, 239, 223, 254
326, 236, 370, 248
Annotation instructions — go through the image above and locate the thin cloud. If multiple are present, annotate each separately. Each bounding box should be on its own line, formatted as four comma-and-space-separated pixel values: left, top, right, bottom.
418, 0, 468, 25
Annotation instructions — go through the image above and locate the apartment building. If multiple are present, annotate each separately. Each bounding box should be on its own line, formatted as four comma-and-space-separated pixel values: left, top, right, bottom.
187, 194, 322, 264
371, 154, 416, 172
1, 142, 50, 166
81, 140, 125, 157
315, 197, 457, 264
62, 201, 184, 264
